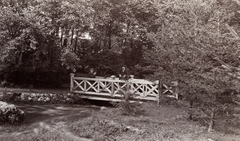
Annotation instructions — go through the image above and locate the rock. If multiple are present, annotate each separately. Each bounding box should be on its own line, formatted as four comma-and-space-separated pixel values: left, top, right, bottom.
11, 92, 21, 101
21, 93, 26, 101
0, 101, 25, 124
4, 92, 14, 101
100, 106, 107, 111
45, 97, 50, 102
35, 93, 40, 97
38, 97, 44, 102
21, 93, 29, 100
31, 93, 36, 97
0, 92, 3, 100
0, 91, 86, 104
126, 126, 145, 134
32, 96, 38, 101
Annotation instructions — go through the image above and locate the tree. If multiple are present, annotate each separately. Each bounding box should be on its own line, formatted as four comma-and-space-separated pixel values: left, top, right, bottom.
90, 0, 157, 69
139, 0, 240, 132
0, 0, 95, 86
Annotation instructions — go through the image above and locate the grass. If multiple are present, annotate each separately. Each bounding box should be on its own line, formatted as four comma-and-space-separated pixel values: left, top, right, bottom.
0, 88, 240, 141
66, 101, 240, 141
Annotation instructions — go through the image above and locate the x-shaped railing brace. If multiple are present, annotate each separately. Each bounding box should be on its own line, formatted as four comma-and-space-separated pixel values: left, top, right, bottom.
162, 84, 173, 95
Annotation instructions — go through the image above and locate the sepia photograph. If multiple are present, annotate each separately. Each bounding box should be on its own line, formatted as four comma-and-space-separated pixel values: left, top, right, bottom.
0, 0, 240, 140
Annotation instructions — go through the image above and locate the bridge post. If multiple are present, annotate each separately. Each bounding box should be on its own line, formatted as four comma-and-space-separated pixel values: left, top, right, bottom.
84, 79, 86, 92
70, 73, 75, 92
111, 82, 114, 97
175, 81, 179, 99
172, 81, 179, 99
157, 79, 162, 106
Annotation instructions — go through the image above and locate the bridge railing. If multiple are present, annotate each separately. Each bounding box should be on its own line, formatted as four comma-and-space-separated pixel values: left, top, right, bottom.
70, 73, 178, 102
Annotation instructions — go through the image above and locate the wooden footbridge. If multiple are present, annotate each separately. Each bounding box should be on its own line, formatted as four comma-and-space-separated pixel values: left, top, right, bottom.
70, 73, 179, 103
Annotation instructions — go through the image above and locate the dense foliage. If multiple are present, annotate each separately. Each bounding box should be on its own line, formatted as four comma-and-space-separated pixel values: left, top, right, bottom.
138, 0, 240, 131
1, 0, 240, 131
0, 0, 154, 87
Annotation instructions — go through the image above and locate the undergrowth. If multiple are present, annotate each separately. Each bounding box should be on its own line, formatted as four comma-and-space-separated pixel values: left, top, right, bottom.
68, 115, 127, 141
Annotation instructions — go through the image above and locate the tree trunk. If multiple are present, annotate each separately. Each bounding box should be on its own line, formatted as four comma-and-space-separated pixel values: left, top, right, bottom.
17, 51, 23, 66
74, 30, 78, 53
70, 27, 74, 46
188, 101, 194, 120
108, 21, 112, 49
208, 108, 215, 132
60, 27, 64, 48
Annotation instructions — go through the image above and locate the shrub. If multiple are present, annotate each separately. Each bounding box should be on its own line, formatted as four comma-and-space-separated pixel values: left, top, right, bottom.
69, 116, 126, 140
0, 101, 25, 124
110, 80, 145, 116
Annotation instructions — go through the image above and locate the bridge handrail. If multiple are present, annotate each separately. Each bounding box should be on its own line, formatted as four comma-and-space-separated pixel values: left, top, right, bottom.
70, 73, 178, 103
73, 77, 157, 85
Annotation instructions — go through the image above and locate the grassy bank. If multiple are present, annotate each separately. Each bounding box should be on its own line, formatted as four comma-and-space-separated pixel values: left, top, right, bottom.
0, 100, 240, 141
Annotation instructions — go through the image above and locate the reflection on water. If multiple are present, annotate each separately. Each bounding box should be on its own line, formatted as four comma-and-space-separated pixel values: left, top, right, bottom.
15, 103, 99, 125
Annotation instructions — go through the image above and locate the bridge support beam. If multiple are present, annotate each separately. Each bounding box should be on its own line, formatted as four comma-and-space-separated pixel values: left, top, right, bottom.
70, 73, 75, 92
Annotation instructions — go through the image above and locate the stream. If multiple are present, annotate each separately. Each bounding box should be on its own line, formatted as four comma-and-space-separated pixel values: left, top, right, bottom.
0, 103, 103, 141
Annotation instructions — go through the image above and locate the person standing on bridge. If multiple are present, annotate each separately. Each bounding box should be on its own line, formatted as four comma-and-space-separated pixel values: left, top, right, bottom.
119, 66, 129, 80
89, 68, 96, 78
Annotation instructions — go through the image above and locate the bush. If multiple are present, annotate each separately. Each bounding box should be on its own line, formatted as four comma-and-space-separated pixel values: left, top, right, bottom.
0, 101, 25, 124
69, 116, 127, 140
109, 80, 145, 116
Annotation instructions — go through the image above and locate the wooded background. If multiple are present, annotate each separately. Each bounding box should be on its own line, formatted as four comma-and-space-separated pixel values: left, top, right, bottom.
1, 0, 240, 100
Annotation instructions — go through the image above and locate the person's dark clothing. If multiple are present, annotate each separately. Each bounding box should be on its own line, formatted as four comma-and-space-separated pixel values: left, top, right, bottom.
89, 71, 96, 78
120, 68, 129, 80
